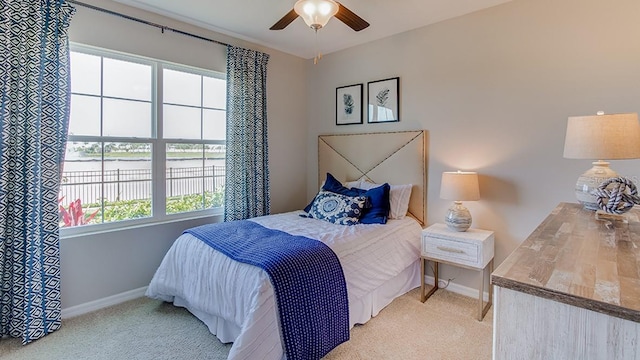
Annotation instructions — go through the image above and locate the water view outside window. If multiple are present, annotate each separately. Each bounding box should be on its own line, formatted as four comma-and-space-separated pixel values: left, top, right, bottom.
60, 48, 226, 228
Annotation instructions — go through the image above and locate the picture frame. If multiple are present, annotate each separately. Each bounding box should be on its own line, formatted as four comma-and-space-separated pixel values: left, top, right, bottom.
336, 83, 363, 125
367, 77, 399, 123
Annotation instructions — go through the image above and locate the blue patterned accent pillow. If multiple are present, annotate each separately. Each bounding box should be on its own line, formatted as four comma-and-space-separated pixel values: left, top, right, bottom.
304, 173, 389, 224
306, 190, 368, 225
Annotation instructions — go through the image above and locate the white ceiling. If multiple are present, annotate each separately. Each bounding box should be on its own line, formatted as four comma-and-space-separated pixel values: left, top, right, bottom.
113, 0, 512, 59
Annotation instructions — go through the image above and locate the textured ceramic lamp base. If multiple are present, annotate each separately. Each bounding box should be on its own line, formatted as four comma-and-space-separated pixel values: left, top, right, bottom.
575, 161, 618, 211
445, 201, 472, 232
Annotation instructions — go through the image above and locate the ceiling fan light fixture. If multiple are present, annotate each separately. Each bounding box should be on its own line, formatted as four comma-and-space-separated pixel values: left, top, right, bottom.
294, 0, 339, 30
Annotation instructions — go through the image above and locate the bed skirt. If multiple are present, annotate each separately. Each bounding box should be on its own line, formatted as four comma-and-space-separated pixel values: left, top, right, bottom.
172, 260, 421, 359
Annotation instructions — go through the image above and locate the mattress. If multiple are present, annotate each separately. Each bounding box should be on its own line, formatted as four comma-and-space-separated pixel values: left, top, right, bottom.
146, 211, 422, 359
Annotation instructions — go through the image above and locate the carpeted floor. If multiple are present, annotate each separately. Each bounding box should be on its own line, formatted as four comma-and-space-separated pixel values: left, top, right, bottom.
0, 288, 493, 359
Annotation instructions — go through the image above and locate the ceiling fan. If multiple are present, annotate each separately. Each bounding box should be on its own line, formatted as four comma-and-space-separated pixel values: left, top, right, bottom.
270, 0, 369, 32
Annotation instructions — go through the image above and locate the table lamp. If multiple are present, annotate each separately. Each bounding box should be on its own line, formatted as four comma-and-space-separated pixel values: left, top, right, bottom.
440, 171, 480, 232
563, 112, 640, 211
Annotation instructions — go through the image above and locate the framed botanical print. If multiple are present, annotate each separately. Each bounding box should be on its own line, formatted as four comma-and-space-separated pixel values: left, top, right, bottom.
336, 83, 363, 125
367, 77, 399, 123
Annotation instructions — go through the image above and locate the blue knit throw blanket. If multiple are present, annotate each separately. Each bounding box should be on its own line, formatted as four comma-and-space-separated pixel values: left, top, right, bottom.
185, 220, 349, 360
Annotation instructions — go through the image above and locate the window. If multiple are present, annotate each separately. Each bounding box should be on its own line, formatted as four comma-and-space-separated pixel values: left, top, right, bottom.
60, 45, 226, 230
163, 67, 226, 214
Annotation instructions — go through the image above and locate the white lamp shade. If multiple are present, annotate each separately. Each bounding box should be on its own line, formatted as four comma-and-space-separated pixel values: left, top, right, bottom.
563, 113, 640, 159
294, 0, 339, 29
440, 171, 480, 201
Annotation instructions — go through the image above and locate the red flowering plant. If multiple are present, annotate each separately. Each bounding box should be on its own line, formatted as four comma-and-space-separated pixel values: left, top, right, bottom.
59, 197, 99, 227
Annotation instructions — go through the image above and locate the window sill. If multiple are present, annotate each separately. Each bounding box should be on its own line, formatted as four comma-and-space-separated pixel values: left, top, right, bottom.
60, 209, 223, 239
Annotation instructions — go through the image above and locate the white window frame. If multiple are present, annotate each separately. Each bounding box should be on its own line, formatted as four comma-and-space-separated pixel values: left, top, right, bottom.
61, 43, 225, 237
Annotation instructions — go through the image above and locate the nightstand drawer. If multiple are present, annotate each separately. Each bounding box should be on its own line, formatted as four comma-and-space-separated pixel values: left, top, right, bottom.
423, 236, 479, 265
421, 223, 494, 269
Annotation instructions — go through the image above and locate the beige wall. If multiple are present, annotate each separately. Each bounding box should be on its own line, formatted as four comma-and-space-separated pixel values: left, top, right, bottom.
62, 0, 307, 309
306, 0, 640, 288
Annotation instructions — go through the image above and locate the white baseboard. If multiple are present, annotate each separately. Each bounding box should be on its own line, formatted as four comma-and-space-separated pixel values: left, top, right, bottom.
424, 275, 490, 302
61, 277, 487, 320
62, 286, 148, 319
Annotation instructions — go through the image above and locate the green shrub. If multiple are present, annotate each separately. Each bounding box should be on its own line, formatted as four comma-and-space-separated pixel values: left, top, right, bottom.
81, 190, 224, 224
102, 198, 152, 221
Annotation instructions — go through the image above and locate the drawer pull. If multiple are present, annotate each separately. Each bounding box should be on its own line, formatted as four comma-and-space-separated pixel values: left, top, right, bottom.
436, 246, 465, 254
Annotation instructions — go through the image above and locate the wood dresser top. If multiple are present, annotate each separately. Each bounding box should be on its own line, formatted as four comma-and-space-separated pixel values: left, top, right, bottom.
492, 202, 640, 322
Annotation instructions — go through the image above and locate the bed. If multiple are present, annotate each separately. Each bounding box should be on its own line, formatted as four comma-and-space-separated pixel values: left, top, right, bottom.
146, 131, 427, 359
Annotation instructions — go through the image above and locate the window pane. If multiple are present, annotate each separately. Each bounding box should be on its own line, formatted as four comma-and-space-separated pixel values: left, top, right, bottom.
103, 98, 152, 137
60, 141, 103, 228
166, 143, 205, 214
69, 94, 101, 136
60, 142, 153, 227
203, 109, 225, 141
70, 52, 101, 95
103, 142, 153, 222
203, 76, 226, 109
164, 69, 201, 107
164, 104, 201, 139
103, 58, 152, 101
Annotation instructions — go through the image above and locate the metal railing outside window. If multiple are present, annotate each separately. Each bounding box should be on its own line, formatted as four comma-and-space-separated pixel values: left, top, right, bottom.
59, 165, 226, 204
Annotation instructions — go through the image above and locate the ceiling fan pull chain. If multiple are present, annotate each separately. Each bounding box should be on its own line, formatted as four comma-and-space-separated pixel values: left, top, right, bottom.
314, 29, 322, 64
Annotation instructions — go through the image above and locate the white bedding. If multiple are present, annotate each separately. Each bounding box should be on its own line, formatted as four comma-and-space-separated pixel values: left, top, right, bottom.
146, 211, 422, 359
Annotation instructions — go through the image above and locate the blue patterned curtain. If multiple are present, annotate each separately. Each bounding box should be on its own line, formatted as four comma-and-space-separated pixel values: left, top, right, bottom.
0, 0, 75, 344
224, 46, 270, 221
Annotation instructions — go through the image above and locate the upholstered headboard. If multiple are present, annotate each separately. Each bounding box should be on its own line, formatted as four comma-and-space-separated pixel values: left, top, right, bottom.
318, 131, 427, 225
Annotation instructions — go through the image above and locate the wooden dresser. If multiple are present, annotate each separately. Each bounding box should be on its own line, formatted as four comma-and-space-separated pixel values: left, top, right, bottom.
491, 202, 640, 359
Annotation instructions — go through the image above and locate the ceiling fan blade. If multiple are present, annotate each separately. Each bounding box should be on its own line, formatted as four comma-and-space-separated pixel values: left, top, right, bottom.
335, 3, 369, 32
270, 9, 299, 30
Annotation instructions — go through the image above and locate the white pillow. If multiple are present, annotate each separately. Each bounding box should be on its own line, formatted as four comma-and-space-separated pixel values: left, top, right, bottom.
344, 180, 361, 189
346, 179, 412, 219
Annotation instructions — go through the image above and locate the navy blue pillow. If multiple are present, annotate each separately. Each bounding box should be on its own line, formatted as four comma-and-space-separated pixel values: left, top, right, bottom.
349, 183, 390, 224
322, 173, 350, 194
305, 173, 390, 224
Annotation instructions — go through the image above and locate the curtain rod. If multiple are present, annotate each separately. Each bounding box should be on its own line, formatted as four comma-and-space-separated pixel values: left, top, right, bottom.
67, 0, 230, 48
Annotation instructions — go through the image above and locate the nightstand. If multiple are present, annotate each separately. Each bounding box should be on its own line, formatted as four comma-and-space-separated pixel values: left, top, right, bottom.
420, 223, 495, 321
